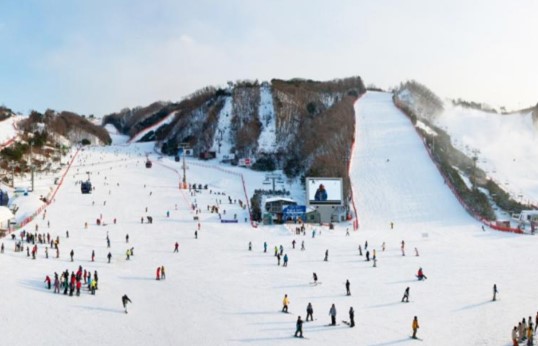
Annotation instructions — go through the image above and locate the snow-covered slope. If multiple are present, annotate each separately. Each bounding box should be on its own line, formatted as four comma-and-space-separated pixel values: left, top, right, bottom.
2, 95, 537, 346
435, 106, 538, 206
211, 96, 234, 160
129, 111, 177, 143
257, 84, 276, 154
0, 115, 21, 146
351, 92, 474, 229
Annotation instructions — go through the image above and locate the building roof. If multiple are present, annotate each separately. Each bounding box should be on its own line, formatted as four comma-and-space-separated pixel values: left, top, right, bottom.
265, 197, 296, 203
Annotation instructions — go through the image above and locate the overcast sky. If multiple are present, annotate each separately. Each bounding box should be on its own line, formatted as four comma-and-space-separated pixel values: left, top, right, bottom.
0, 0, 537, 116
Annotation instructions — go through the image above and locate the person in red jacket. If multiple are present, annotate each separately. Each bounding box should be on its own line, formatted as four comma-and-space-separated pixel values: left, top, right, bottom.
416, 267, 427, 280
156, 267, 161, 280
76, 280, 82, 296
174, 242, 179, 253
44, 275, 51, 289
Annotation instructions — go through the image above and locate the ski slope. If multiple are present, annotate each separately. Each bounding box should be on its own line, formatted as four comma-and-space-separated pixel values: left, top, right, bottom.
435, 105, 538, 206
1, 94, 537, 346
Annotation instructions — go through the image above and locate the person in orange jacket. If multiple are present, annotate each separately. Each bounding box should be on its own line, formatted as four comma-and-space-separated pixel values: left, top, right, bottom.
282, 294, 290, 313
412, 316, 419, 339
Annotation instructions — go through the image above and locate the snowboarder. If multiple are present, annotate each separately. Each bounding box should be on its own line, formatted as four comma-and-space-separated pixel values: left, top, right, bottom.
416, 267, 427, 280
402, 287, 410, 302
349, 307, 355, 327
493, 284, 498, 301
412, 316, 419, 339
324, 249, 329, 262
174, 242, 179, 253
122, 294, 132, 313
345, 280, 351, 296
107, 252, 112, 263
282, 294, 290, 313
306, 303, 314, 321
295, 316, 304, 338
329, 304, 337, 326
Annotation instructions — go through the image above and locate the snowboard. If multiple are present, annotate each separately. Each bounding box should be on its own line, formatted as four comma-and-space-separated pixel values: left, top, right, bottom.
342, 321, 354, 327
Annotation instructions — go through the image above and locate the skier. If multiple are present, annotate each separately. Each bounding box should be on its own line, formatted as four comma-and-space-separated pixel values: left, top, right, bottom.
527, 325, 533, 346
107, 252, 112, 263
195, 230, 198, 239
324, 249, 329, 262
70, 249, 74, 262
126, 234, 129, 243
416, 267, 427, 280
292, 240, 296, 249
161, 266, 166, 280
345, 280, 351, 296
1, 243, 4, 253
263, 242, 267, 253
248, 241, 252, 251
390, 221, 394, 229
412, 316, 420, 339
493, 284, 498, 301
349, 307, 355, 327
329, 304, 337, 326
402, 287, 410, 302
126, 248, 131, 260
301, 241, 305, 251
283, 254, 288, 267
358, 244, 362, 256
306, 303, 314, 321
122, 294, 132, 313
346, 228, 350, 236
313, 273, 318, 285
91, 250, 95, 262
279, 245, 284, 256
282, 294, 290, 313
401, 240, 405, 256
366, 250, 370, 261
295, 316, 304, 338
364, 240, 368, 250
156, 267, 161, 280
382, 242, 385, 251
174, 242, 179, 253
277, 253, 281, 266
44, 275, 51, 289
415, 247, 419, 257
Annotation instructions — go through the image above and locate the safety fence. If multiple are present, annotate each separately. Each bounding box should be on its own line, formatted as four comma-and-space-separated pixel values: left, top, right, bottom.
348, 94, 365, 231
12, 148, 81, 233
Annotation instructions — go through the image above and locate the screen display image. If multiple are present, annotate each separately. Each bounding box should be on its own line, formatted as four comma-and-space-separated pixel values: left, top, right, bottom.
307, 178, 343, 205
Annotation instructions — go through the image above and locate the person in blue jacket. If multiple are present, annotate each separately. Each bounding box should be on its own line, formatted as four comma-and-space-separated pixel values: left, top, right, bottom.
314, 184, 328, 201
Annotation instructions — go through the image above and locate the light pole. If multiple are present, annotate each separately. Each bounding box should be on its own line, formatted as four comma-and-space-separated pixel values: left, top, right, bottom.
178, 143, 190, 189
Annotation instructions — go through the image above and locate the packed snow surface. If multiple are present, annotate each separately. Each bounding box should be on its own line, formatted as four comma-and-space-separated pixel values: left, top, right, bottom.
1, 92, 536, 346
257, 84, 277, 154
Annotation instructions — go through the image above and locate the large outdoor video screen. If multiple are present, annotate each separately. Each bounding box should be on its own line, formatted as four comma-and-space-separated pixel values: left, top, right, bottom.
306, 177, 343, 206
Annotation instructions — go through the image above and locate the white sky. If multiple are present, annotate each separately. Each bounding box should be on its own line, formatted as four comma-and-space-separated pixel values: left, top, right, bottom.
0, 0, 537, 116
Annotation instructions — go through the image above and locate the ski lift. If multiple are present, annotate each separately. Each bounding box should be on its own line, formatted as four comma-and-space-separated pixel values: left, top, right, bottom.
81, 181, 92, 194
145, 160, 152, 168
